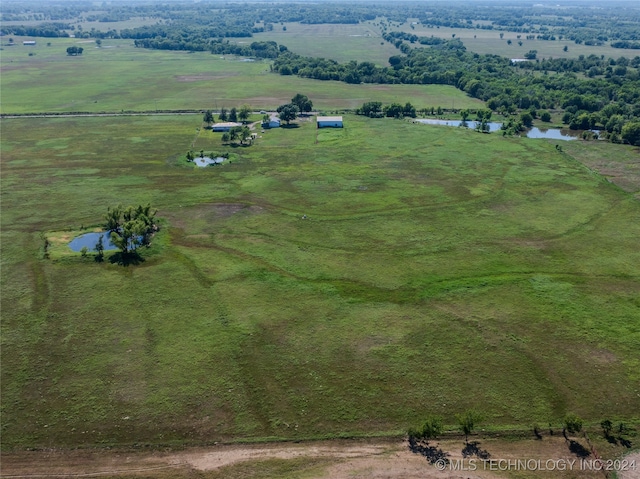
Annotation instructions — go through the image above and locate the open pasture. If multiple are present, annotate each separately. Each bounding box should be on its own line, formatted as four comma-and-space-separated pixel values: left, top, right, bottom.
0, 37, 482, 114
396, 24, 640, 59
251, 22, 397, 65
1, 114, 639, 449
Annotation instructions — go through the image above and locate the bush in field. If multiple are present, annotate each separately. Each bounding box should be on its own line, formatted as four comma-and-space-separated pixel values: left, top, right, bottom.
563, 414, 583, 436
457, 410, 483, 444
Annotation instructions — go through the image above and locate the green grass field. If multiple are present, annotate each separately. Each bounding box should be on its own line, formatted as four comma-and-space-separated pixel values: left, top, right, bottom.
251, 22, 398, 65
2, 113, 638, 449
0, 37, 482, 114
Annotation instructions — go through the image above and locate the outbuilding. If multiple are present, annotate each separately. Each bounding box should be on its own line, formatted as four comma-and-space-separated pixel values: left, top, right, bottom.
212, 122, 242, 132
23, 41, 36, 46
317, 116, 343, 128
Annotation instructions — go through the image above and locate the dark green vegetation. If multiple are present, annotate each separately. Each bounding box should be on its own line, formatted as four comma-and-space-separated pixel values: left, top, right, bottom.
1, 114, 639, 449
104, 203, 157, 255
65, 45, 83, 56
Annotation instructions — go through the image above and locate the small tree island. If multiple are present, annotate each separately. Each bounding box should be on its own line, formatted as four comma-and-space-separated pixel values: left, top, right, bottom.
104, 204, 158, 262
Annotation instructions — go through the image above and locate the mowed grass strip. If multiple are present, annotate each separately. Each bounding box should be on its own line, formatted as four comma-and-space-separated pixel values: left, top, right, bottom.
1, 114, 638, 448
0, 37, 482, 114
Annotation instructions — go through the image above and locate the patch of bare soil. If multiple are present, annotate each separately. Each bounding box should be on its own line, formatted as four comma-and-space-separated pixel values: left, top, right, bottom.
618, 451, 640, 479
161, 203, 264, 232
2, 437, 632, 478
174, 442, 392, 471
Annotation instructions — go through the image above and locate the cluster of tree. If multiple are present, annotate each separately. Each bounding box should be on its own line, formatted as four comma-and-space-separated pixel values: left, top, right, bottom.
356, 101, 416, 118
612, 41, 640, 50
272, 94, 313, 124
104, 204, 157, 256
383, 31, 446, 46
66, 46, 83, 56
221, 126, 252, 145
186, 150, 230, 161
291, 93, 313, 113
276, 104, 299, 124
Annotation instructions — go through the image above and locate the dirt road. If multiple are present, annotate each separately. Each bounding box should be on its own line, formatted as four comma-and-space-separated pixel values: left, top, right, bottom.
1, 438, 637, 478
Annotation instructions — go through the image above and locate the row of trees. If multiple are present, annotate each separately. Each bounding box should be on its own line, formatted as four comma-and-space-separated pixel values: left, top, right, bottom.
356, 101, 416, 119
408, 411, 483, 445
203, 105, 253, 124
222, 126, 252, 145
409, 412, 636, 445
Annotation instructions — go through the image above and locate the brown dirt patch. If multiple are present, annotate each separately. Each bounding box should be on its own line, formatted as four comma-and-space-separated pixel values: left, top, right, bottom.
589, 348, 618, 365
162, 203, 264, 232
618, 451, 640, 479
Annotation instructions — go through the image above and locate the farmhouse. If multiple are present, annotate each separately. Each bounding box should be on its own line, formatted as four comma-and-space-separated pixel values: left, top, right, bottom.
267, 116, 280, 128
317, 116, 343, 128
212, 122, 242, 132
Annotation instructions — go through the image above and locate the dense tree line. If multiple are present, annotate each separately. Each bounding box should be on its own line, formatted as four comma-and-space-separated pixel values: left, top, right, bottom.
1, 23, 71, 37
612, 41, 640, 50
133, 36, 285, 58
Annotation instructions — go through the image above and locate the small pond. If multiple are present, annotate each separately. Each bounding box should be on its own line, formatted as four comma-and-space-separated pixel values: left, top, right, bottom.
416, 119, 586, 141
68, 232, 118, 252
68, 232, 143, 252
194, 156, 225, 167
417, 119, 503, 132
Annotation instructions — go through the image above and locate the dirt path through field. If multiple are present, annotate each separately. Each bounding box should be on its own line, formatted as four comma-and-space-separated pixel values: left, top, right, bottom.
1, 438, 637, 478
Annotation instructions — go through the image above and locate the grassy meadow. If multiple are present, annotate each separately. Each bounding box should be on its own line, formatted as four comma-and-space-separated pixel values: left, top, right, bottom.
251, 22, 398, 65
0, 37, 481, 114
1, 113, 639, 449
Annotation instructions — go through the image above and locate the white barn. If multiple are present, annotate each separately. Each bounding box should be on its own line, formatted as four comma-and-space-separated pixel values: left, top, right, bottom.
212, 122, 242, 132
317, 116, 343, 128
